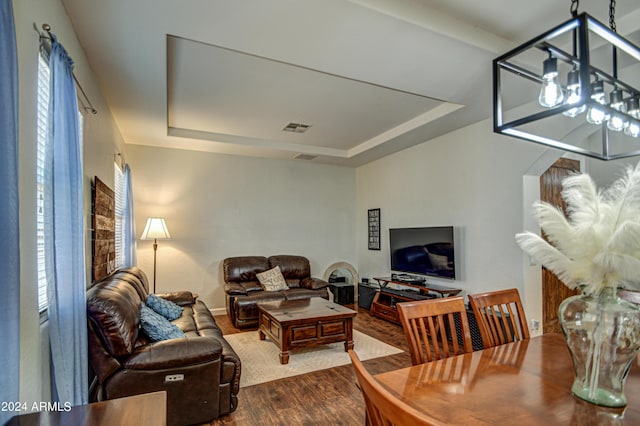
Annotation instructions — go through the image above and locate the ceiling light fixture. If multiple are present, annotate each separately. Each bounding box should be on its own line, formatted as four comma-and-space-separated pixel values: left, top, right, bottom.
493, 0, 640, 160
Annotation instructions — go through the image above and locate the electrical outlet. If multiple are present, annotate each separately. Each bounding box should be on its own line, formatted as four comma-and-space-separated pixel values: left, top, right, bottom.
165, 374, 184, 383
530, 319, 540, 330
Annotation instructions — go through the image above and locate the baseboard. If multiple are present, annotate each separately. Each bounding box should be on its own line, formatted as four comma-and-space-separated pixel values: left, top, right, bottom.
210, 307, 226, 316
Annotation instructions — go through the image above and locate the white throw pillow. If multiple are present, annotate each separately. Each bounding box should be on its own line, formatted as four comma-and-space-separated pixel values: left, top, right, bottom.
256, 266, 289, 291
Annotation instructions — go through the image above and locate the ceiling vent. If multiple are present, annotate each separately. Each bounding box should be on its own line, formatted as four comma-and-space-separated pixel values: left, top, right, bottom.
283, 122, 312, 133
294, 153, 317, 161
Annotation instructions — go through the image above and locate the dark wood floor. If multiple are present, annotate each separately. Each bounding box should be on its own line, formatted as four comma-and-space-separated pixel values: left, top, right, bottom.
207, 305, 412, 425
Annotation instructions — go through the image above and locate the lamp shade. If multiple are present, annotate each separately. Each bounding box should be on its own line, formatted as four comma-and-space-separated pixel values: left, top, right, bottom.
140, 217, 171, 240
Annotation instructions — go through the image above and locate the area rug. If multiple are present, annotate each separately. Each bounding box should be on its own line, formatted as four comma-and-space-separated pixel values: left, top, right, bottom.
225, 330, 403, 388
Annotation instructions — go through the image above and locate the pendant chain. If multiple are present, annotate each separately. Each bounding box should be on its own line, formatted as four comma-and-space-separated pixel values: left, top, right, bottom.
570, 0, 579, 17
609, 0, 617, 33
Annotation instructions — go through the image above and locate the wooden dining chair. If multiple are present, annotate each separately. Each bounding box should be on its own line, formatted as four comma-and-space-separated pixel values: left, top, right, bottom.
348, 350, 446, 426
397, 296, 473, 365
468, 288, 530, 349
620, 290, 640, 306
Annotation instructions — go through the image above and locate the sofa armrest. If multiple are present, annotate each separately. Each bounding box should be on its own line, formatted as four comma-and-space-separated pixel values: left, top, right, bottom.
124, 336, 222, 370
225, 282, 248, 296
300, 277, 329, 290
155, 291, 197, 306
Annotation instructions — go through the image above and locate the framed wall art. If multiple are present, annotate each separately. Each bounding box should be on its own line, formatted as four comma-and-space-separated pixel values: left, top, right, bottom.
368, 208, 381, 250
92, 177, 116, 282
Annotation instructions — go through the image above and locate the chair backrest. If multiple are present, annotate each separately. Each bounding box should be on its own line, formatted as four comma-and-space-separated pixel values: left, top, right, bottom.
348, 350, 445, 426
468, 288, 530, 349
397, 296, 473, 365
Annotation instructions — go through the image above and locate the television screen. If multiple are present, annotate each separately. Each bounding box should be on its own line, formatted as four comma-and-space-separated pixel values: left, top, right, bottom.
389, 226, 456, 280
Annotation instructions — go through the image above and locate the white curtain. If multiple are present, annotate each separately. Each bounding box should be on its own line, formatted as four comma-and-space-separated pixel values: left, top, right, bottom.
123, 164, 137, 267
0, 0, 20, 422
45, 33, 88, 405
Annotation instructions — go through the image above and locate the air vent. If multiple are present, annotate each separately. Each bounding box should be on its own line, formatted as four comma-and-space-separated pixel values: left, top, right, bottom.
283, 122, 312, 133
294, 153, 317, 161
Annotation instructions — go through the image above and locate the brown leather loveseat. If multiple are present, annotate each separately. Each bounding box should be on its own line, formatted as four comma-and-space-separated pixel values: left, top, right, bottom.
87, 267, 240, 425
223, 255, 329, 329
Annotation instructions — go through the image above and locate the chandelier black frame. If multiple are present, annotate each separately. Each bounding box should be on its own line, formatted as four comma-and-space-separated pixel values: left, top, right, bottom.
493, 12, 640, 160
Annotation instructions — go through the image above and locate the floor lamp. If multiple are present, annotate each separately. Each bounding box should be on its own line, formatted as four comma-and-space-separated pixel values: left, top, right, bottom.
140, 217, 171, 293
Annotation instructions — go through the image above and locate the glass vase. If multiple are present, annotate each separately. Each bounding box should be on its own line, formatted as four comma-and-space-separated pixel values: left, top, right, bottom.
559, 287, 640, 407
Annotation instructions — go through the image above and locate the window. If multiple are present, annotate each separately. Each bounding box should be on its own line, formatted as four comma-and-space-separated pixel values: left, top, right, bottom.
36, 51, 50, 314
36, 49, 84, 315
114, 163, 125, 270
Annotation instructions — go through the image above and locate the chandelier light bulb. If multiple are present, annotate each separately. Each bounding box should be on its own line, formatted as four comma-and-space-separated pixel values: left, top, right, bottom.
563, 68, 586, 117
538, 57, 564, 108
625, 122, 640, 138
607, 89, 627, 132
586, 80, 608, 125
626, 97, 640, 119
624, 97, 640, 138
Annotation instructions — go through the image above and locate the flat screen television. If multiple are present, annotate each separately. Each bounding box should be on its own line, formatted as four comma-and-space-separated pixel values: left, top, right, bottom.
389, 226, 456, 280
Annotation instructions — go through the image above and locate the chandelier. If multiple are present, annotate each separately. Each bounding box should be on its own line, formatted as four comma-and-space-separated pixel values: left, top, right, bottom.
493, 0, 640, 160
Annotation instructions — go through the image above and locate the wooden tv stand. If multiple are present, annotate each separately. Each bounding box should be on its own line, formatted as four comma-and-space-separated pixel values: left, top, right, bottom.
370, 277, 462, 325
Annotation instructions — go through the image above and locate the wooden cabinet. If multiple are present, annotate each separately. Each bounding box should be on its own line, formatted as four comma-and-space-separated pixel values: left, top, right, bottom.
369, 278, 462, 325
370, 290, 424, 324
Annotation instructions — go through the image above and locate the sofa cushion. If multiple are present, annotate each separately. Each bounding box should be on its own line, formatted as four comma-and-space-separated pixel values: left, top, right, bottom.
241, 281, 263, 293
223, 256, 269, 282
224, 281, 262, 295
282, 288, 329, 301
155, 290, 197, 306
87, 279, 142, 357
124, 336, 222, 370
300, 277, 329, 290
256, 266, 289, 291
139, 304, 186, 342
268, 255, 310, 288
235, 292, 286, 321
175, 300, 223, 336
224, 283, 248, 296
111, 268, 149, 299
146, 294, 183, 320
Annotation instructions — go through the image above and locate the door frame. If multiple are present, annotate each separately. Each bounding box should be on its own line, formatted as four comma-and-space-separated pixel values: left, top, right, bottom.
520, 151, 585, 337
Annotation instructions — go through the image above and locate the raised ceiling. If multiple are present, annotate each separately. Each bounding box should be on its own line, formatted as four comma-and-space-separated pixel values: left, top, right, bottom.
61, 0, 640, 166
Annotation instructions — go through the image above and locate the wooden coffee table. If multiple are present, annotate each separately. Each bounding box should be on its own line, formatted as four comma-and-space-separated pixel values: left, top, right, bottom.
257, 297, 357, 364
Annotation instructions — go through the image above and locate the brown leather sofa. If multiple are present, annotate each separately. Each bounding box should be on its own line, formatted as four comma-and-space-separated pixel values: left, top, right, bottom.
223, 255, 330, 329
87, 267, 240, 426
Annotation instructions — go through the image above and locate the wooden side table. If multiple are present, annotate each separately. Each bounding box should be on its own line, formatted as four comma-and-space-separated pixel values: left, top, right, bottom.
328, 282, 354, 305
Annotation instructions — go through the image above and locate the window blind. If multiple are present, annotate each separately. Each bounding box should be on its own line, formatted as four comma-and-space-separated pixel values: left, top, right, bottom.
114, 163, 125, 270
36, 52, 50, 314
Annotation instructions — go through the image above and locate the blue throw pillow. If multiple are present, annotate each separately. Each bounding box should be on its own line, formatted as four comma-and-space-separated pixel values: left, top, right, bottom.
146, 294, 183, 321
139, 304, 186, 342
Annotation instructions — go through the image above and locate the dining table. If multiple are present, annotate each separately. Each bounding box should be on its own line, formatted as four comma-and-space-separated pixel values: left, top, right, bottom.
374, 333, 639, 425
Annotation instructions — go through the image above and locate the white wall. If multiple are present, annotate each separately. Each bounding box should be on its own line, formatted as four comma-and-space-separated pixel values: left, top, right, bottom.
356, 118, 553, 315
126, 145, 357, 312
14, 0, 125, 405
585, 157, 640, 188
356, 115, 636, 334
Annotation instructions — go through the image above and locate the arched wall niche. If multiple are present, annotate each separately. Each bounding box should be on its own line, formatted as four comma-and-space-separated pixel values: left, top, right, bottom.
323, 262, 359, 302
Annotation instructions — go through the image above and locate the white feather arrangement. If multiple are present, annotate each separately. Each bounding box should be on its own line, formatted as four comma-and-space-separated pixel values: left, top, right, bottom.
516, 162, 640, 295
